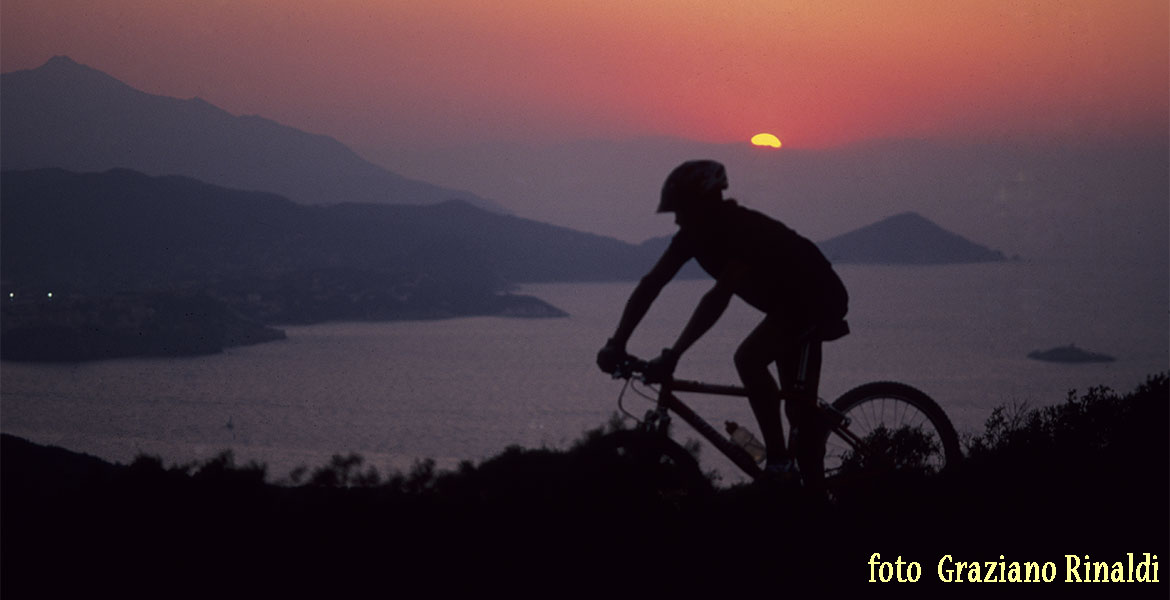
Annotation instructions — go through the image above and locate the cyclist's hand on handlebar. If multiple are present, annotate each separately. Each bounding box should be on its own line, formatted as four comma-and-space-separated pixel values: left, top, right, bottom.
643, 347, 679, 383
596, 338, 630, 374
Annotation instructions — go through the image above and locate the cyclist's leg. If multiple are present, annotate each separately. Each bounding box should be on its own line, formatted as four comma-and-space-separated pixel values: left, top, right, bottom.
733, 316, 788, 467
778, 337, 827, 490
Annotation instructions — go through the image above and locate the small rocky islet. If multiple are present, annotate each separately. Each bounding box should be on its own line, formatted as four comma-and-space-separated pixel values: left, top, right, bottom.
1027, 344, 1115, 364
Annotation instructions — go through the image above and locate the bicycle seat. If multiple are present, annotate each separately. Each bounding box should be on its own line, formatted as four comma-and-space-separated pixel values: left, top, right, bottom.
813, 319, 850, 342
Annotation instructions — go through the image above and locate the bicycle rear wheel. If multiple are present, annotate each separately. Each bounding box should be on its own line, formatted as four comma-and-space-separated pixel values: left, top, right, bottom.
822, 382, 961, 480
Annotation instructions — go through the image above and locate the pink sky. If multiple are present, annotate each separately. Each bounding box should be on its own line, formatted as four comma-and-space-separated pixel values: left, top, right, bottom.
3, 1, 1166, 151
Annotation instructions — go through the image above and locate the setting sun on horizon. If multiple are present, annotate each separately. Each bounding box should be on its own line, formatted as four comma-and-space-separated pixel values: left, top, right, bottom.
751, 133, 782, 149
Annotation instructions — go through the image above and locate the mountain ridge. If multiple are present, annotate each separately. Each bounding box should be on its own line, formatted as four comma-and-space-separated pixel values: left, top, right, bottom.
0, 167, 657, 297
0, 56, 504, 212
1, 168, 1007, 296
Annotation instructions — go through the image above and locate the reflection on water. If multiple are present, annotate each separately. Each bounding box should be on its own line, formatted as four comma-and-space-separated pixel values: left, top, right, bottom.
2, 260, 1165, 485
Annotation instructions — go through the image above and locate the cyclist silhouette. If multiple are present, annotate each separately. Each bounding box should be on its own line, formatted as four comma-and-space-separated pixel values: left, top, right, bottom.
597, 160, 849, 487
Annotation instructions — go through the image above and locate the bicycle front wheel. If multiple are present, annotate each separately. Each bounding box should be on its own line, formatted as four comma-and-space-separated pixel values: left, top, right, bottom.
823, 382, 961, 480
581, 429, 712, 498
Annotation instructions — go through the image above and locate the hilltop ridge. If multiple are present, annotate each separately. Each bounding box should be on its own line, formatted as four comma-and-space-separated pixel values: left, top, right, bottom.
1, 375, 1165, 595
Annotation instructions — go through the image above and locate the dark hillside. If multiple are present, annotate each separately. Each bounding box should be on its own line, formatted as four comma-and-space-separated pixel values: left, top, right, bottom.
2, 375, 1165, 596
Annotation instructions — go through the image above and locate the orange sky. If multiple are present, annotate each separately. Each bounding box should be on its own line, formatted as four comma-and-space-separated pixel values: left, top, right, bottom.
2, 0, 1166, 151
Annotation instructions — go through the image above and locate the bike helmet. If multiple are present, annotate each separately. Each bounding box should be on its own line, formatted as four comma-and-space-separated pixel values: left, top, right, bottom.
657, 160, 729, 213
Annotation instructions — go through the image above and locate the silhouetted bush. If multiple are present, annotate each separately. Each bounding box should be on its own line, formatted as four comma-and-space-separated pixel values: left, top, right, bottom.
967, 373, 1167, 463
837, 424, 942, 476
302, 452, 382, 487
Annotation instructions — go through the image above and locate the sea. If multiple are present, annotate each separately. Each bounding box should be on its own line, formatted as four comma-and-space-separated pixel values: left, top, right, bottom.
2, 259, 1166, 486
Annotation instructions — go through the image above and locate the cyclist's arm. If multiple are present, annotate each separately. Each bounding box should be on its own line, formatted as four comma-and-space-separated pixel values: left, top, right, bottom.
669, 262, 747, 356
609, 241, 690, 347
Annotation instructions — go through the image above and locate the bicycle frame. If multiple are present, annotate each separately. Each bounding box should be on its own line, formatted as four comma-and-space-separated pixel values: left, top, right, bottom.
646, 377, 763, 479
644, 376, 864, 482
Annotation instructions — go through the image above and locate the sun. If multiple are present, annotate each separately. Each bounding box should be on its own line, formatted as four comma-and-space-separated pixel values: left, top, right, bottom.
751, 133, 782, 149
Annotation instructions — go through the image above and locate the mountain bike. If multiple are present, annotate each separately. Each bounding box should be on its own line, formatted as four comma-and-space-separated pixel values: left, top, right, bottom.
598, 352, 961, 492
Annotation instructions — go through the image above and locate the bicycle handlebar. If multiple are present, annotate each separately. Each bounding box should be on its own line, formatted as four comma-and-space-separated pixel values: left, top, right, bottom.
611, 355, 652, 381
611, 355, 750, 396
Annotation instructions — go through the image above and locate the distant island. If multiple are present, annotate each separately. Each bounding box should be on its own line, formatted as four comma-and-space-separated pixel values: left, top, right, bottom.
0, 168, 587, 361
639, 211, 1007, 270
1, 292, 285, 362
1028, 344, 1116, 364
817, 212, 1006, 264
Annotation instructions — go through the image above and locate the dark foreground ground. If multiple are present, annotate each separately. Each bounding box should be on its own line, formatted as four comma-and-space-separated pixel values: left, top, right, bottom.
3, 376, 1166, 599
